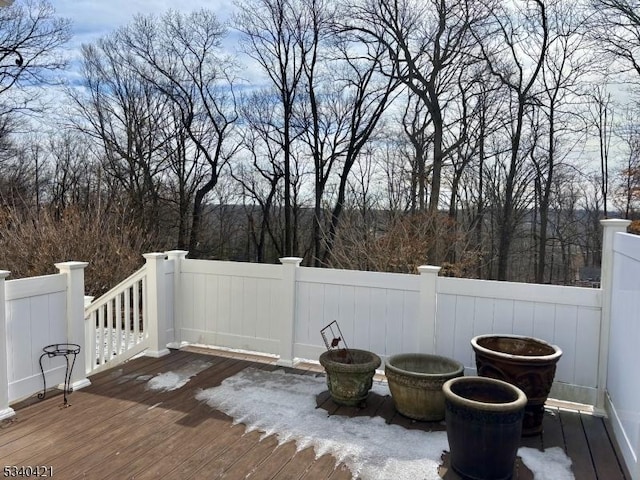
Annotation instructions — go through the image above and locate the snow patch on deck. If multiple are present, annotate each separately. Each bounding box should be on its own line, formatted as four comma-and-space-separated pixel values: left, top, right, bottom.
145, 359, 212, 392
196, 367, 574, 480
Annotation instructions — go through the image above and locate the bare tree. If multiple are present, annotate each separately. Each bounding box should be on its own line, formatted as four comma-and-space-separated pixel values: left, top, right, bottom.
348, 0, 490, 215
157, 104, 209, 249
589, 0, 640, 79
233, 90, 286, 261
68, 40, 170, 236
0, 0, 70, 114
119, 10, 241, 256
615, 108, 640, 218
531, 1, 594, 283
344, 0, 492, 264
587, 85, 614, 218
0, 132, 32, 209
46, 131, 97, 214
378, 133, 414, 214
235, 0, 308, 257
310, 34, 399, 266
475, 0, 549, 280
400, 91, 432, 214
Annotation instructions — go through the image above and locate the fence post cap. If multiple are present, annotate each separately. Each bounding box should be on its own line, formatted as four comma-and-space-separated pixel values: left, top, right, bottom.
418, 265, 441, 274
600, 219, 632, 227
165, 250, 188, 257
55, 261, 89, 271
279, 257, 303, 265
143, 252, 166, 260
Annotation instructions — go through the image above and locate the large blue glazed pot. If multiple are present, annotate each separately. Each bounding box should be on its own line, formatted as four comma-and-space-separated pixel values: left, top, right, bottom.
443, 376, 527, 480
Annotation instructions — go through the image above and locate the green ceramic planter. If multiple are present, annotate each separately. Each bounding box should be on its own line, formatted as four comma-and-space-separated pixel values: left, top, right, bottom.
319, 348, 381, 406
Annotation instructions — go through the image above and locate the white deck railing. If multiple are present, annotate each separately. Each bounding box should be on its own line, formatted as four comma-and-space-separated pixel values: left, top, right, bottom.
84, 266, 150, 375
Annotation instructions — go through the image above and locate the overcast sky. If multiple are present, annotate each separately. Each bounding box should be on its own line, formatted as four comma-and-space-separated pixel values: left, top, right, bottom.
54, 0, 236, 49
49, 0, 256, 87
38, 0, 620, 164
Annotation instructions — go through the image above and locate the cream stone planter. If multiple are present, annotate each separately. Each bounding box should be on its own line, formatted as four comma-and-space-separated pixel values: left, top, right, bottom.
385, 353, 464, 421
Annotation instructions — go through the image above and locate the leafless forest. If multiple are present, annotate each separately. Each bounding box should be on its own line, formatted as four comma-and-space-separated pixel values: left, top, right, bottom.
0, 0, 639, 294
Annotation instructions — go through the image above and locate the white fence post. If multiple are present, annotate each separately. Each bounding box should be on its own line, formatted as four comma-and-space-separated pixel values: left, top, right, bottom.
597, 219, 632, 412
55, 261, 91, 391
277, 257, 302, 367
0, 270, 13, 420
165, 250, 188, 349
144, 253, 170, 358
418, 265, 441, 354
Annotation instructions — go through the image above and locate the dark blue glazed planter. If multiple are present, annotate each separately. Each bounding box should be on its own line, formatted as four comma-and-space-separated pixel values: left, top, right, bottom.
443, 376, 527, 480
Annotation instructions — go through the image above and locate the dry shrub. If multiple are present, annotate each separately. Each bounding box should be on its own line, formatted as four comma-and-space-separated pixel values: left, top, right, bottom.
438, 250, 484, 278
0, 206, 153, 296
329, 211, 479, 275
629, 220, 640, 235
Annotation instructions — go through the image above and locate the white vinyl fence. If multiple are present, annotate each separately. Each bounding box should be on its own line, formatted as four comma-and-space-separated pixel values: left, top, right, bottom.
436, 277, 601, 405
1, 219, 637, 479
168, 255, 601, 405
176, 257, 284, 354
294, 267, 422, 361
5, 273, 67, 403
606, 231, 640, 480
0, 262, 90, 419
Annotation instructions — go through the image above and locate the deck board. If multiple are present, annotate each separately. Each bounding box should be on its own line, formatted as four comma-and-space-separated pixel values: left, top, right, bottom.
272, 446, 318, 480
2, 353, 203, 456
194, 429, 264, 479
298, 454, 340, 480
162, 424, 246, 480
0, 350, 629, 479
561, 409, 599, 480
581, 413, 629, 480
540, 406, 566, 450
245, 440, 299, 480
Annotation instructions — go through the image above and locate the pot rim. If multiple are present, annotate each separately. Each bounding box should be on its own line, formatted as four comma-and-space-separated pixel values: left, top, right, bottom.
443, 376, 527, 412
319, 348, 381, 369
471, 334, 562, 362
385, 353, 464, 378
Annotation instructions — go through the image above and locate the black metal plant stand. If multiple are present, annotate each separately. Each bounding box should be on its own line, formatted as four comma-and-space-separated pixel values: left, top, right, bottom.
38, 343, 81, 406
320, 320, 354, 363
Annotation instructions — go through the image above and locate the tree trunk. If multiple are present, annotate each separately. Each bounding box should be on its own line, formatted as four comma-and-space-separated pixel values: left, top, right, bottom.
496, 101, 525, 281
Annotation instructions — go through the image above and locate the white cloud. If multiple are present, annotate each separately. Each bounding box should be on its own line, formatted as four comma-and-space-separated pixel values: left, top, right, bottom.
55, 0, 237, 49
52, 0, 254, 85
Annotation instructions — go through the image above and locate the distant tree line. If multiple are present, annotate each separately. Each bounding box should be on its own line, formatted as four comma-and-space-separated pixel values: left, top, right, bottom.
0, 0, 639, 294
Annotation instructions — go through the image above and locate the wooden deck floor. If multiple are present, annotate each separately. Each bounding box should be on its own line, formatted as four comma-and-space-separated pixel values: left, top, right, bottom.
0, 349, 631, 480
